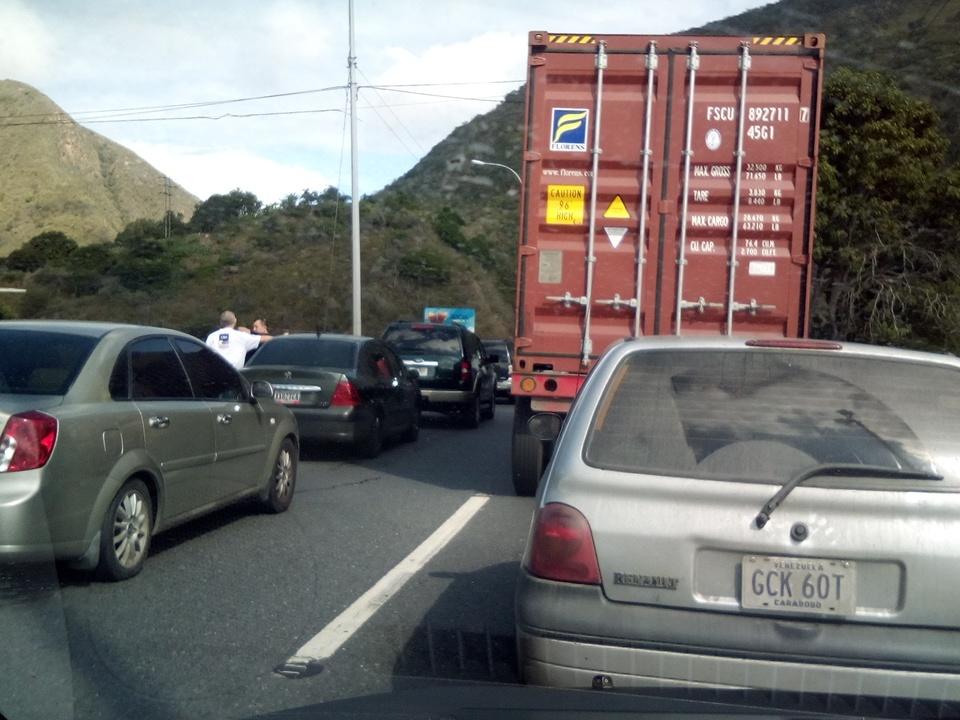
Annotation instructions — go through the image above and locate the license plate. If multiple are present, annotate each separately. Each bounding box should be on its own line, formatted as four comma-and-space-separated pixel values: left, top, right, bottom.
741, 555, 856, 616
274, 390, 301, 404
414, 367, 430, 377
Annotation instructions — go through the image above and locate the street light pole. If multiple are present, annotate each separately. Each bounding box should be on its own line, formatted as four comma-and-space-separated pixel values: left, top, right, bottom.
470, 158, 522, 185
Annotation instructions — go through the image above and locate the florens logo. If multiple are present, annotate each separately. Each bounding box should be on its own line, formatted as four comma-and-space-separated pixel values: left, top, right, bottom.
550, 108, 589, 152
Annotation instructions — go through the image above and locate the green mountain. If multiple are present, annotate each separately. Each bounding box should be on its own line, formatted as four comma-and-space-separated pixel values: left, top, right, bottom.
0, 80, 197, 255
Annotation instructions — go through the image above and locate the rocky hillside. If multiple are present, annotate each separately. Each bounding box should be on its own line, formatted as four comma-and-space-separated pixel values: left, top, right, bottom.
0, 80, 197, 254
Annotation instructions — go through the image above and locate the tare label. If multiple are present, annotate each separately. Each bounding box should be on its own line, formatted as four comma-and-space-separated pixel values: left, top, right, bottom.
545, 184, 585, 225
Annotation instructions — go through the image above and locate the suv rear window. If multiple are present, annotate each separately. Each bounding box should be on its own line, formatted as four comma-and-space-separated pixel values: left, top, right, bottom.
383, 326, 462, 356
0, 330, 98, 395
585, 350, 960, 487
246, 337, 357, 371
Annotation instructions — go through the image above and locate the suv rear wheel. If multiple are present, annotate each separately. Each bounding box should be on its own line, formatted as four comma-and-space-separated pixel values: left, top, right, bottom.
462, 395, 481, 429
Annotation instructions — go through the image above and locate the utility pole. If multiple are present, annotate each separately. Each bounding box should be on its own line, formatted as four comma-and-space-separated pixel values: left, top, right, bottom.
348, 0, 361, 335
162, 176, 172, 240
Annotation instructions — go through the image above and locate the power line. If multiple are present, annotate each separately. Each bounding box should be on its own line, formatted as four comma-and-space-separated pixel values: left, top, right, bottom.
360, 86, 523, 103
0, 80, 523, 122
0, 108, 346, 127
0, 85, 349, 121
358, 98, 420, 159
358, 68, 425, 154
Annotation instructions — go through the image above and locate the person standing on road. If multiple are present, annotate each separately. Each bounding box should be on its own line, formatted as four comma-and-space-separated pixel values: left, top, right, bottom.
206, 310, 272, 369
246, 317, 270, 364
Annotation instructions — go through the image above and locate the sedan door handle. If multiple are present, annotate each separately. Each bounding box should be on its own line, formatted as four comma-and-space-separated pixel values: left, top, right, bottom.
148, 416, 170, 429
217, 413, 233, 425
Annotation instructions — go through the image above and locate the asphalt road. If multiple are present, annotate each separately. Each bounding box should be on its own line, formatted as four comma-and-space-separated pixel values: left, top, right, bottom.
0, 403, 538, 720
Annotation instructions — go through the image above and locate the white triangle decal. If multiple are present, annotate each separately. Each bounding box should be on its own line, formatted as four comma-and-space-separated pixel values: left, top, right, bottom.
604, 226, 627, 249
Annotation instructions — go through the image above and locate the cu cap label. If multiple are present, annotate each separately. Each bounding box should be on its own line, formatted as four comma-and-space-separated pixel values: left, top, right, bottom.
550, 108, 589, 152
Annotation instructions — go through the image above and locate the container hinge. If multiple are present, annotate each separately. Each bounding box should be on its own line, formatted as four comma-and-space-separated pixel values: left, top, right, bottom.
680, 297, 724, 313
595, 294, 638, 311
546, 291, 588, 308
731, 299, 776, 314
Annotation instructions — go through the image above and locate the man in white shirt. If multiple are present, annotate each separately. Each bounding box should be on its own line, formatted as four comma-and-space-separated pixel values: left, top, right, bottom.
205, 310, 272, 369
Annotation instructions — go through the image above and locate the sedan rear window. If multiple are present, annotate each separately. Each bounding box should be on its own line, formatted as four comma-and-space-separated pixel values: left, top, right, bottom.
585, 350, 960, 487
0, 330, 98, 395
247, 338, 357, 370
383, 327, 461, 356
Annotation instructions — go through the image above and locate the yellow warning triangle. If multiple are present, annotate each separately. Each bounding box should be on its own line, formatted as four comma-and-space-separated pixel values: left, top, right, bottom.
603, 195, 630, 219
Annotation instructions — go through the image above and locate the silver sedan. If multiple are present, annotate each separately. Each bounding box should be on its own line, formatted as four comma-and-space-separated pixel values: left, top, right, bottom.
516, 336, 960, 708
0, 321, 299, 580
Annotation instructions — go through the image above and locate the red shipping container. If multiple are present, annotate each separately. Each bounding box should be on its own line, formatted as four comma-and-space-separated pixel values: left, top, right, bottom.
511, 31, 826, 494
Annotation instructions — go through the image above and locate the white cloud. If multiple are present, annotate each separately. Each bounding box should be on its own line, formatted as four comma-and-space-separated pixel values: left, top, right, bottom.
126, 142, 335, 203
0, 1, 57, 84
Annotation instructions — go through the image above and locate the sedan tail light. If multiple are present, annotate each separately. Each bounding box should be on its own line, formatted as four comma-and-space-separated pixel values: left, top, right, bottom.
0, 411, 58, 473
526, 503, 601, 585
330, 377, 362, 407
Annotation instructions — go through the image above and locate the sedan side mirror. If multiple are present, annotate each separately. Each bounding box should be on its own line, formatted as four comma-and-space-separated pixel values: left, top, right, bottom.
528, 413, 563, 442
250, 380, 274, 401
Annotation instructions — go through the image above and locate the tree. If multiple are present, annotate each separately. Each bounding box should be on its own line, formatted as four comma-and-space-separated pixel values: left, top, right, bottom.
191, 190, 262, 232
4, 231, 78, 272
812, 68, 960, 351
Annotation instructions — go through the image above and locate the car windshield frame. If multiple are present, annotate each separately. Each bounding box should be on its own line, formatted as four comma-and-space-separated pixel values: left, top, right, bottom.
245, 336, 358, 371
0, 329, 100, 396
383, 326, 463, 357
582, 348, 960, 490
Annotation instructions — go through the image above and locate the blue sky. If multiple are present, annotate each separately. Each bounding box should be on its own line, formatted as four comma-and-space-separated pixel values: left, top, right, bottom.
2, 0, 771, 202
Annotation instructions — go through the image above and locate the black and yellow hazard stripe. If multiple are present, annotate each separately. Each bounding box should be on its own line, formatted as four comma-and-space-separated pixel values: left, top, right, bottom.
752, 36, 801, 46
548, 34, 596, 44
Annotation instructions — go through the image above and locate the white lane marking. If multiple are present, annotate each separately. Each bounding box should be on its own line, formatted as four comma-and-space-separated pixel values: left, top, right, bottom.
285, 494, 490, 665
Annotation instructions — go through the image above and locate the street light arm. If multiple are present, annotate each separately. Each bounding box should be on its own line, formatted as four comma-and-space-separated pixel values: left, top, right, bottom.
470, 158, 522, 185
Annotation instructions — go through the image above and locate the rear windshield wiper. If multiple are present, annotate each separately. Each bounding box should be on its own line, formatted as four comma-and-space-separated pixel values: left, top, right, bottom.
755, 463, 943, 529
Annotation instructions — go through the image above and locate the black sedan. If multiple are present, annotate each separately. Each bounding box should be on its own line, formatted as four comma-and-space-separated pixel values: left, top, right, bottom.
241, 334, 420, 458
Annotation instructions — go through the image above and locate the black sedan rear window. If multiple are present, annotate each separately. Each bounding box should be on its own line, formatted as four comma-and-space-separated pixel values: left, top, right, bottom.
383, 326, 461, 356
0, 330, 99, 395
585, 350, 960, 486
247, 338, 357, 371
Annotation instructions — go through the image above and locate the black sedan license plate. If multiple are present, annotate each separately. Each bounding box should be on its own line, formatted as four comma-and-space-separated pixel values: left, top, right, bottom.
741, 555, 856, 616
274, 390, 301, 404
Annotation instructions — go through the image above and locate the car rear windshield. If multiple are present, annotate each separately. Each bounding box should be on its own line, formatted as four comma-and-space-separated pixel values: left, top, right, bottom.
0, 330, 99, 395
584, 350, 960, 487
246, 338, 357, 370
485, 341, 509, 358
383, 326, 462, 356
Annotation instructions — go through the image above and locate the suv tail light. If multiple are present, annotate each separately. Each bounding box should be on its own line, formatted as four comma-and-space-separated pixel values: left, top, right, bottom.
0, 411, 58, 473
527, 503, 601, 585
330, 377, 362, 407
459, 359, 472, 384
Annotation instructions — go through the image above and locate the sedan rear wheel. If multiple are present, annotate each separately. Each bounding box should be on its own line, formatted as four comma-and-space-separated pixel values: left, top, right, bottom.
97, 479, 153, 581
263, 437, 297, 513
358, 413, 384, 458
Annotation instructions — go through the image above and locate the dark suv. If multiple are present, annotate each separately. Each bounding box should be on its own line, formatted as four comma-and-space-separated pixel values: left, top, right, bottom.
382, 322, 497, 428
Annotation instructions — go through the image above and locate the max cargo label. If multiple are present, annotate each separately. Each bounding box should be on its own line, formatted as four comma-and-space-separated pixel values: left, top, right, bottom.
546, 185, 585, 225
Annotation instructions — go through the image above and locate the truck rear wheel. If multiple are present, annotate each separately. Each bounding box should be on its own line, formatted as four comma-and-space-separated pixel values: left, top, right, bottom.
511, 398, 544, 496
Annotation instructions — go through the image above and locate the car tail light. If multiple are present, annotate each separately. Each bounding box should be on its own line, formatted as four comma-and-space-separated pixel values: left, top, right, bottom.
459, 359, 471, 383
0, 411, 58, 473
527, 503, 601, 585
330, 377, 362, 407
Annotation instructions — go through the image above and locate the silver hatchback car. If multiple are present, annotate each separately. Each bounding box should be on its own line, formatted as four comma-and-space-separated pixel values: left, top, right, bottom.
517, 337, 960, 708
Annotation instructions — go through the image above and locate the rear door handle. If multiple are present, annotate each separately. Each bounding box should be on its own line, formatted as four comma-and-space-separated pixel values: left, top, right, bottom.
148, 416, 170, 429
217, 413, 233, 425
